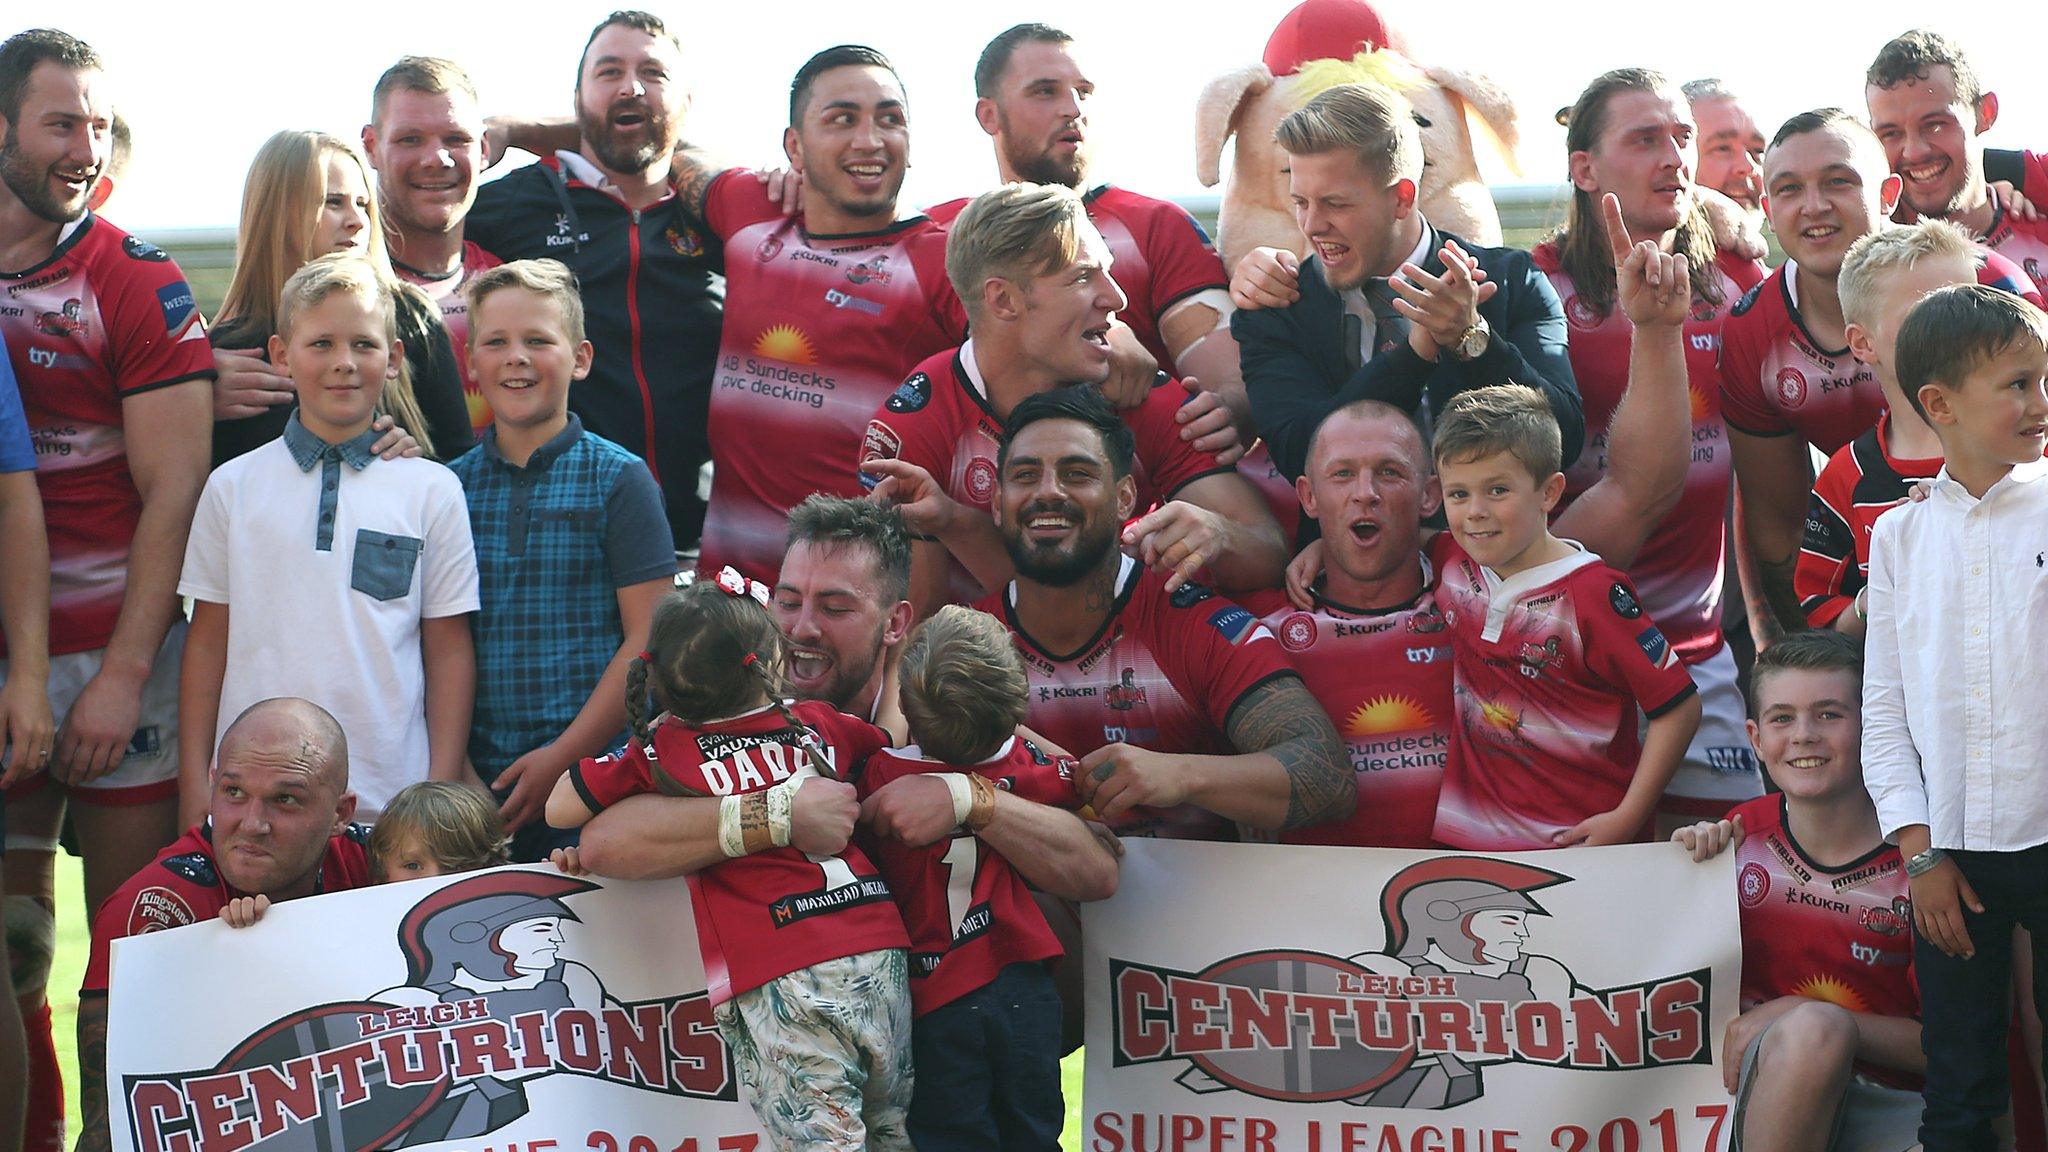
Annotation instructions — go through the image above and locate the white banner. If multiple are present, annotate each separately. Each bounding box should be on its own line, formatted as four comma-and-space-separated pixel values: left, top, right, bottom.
106, 866, 769, 1152
1084, 840, 1741, 1152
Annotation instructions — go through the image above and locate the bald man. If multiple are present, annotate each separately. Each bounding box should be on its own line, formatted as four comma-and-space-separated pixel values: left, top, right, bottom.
72, 698, 373, 1152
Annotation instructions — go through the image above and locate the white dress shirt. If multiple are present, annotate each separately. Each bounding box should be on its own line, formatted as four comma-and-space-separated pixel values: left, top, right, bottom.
1863, 457, 2048, 851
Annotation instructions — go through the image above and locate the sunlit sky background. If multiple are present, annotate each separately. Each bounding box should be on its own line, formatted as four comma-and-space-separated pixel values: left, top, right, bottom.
21, 2, 2046, 234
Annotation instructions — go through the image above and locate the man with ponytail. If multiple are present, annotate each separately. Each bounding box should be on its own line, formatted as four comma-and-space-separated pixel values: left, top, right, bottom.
1537, 68, 1768, 829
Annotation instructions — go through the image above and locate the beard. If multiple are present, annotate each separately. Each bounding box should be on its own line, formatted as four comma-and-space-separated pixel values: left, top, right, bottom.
0, 130, 93, 224
575, 94, 675, 177
1003, 501, 1118, 587
793, 619, 887, 713
997, 110, 1084, 189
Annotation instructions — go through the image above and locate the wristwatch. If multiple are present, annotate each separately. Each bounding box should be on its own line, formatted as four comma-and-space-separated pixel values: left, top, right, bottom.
1447, 318, 1491, 362
1904, 846, 1948, 878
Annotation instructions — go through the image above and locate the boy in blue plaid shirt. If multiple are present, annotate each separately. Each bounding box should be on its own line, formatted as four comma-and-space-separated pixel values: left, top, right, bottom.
449, 259, 676, 859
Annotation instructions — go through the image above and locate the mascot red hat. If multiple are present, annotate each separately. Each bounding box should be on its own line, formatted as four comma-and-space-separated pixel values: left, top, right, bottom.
1261, 0, 1411, 76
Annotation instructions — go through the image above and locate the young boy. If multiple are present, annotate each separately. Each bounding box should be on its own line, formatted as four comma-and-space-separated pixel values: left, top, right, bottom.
447, 259, 675, 860
1426, 384, 1702, 851
177, 254, 479, 820
855, 605, 1118, 1152
1797, 221, 1990, 638
1673, 631, 1923, 1152
1863, 283, 2048, 1152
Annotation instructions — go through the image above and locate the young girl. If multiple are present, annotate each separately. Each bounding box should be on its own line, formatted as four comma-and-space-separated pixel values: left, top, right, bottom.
545, 571, 914, 1152
211, 130, 472, 465
223, 781, 510, 925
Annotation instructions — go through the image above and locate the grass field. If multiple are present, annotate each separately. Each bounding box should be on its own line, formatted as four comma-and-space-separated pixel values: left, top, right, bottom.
40, 851, 1092, 1150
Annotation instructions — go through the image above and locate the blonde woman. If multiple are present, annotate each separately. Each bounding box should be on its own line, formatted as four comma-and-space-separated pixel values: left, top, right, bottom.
210, 131, 472, 464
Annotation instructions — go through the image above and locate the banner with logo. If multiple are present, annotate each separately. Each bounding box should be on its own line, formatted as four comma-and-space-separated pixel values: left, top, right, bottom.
107, 867, 769, 1152
1085, 840, 1741, 1152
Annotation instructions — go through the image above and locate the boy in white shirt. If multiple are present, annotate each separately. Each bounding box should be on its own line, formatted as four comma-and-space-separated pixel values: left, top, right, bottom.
177, 254, 479, 820
1861, 282, 2048, 1151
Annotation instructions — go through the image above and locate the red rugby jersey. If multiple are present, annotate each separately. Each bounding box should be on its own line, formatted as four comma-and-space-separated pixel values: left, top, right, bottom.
82, 823, 371, 995
928, 184, 1225, 368
861, 343, 1231, 600
1728, 794, 1919, 1089
569, 700, 909, 1004
1795, 413, 1943, 628
1241, 575, 1454, 849
1718, 250, 2037, 454
700, 172, 967, 583
1976, 188, 2048, 298
394, 240, 501, 435
975, 556, 1297, 840
1237, 440, 1304, 544
0, 215, 214, 657
1428, 534, 1698, 851
1533, 243, 1764, 665
856, 736, 1077, 1016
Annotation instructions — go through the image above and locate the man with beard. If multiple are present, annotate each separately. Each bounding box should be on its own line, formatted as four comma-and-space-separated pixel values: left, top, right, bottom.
74, 698, 371, 1152
0, 31, 214, 1152
1867, 31, 2048, 300
363, 57, 499, 434
974, 385, 1349, 842
861, 182, 1288, 613
934, 25, 1263, 524
465, 11, 722, 555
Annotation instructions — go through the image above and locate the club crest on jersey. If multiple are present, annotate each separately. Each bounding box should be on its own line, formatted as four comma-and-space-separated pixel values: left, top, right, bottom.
1738, 862, 1770, 908
1608, 582, 1641, 620
965, 456, 997, 503
123, 234, 171, 262
1517, 636, 1561, 679
885, 372, 931, 413
755, 233, 784, 262
1563, 294, 1602, 330
1278, 612, 1317, 653
1108, 857, 1711, 1107
1775, 368, 1808, 410
1104, 669, 1149, 711
1859, 896, 1912, 937
117, 871, 738, 1152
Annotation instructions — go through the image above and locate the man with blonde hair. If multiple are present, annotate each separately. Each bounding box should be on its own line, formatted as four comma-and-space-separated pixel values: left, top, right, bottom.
1228, 81, 1583, 488
861, 181, 1287, 613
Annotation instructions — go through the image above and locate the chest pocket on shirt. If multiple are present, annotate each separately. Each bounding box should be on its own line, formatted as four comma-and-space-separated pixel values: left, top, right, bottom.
352, 530, 422, 601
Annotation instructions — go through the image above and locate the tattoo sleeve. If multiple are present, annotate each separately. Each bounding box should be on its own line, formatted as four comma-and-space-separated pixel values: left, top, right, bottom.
77, 997, 111, 1152
670, 144, 724, 221
1225, 677, 1353, 829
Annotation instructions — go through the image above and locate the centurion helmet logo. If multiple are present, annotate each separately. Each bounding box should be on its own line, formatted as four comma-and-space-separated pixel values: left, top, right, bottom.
1109, 858, 1710, 1108
119, 871, 735, 1152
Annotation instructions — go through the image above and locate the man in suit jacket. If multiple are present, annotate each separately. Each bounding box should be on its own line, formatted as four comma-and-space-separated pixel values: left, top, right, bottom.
1230, 81, 1584, 484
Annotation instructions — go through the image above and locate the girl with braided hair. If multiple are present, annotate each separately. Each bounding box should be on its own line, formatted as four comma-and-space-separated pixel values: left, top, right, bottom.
544, 569, 915, 1152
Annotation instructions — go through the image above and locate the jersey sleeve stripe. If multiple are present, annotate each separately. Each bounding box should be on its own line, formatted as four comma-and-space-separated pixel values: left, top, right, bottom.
1156, 282, 1230, 312
1219, 668, 1304, 732
1722, 416, 1796, 438
1642, 679, 1700, 720
124, 368, 219, 397
1162, 465, 1240, 501
568, 763, 607, 814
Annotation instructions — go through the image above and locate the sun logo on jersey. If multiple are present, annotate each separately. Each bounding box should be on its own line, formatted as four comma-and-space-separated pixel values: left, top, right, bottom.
1790, 973, 1870, 1014
753, 324, 817, 365
1478, 699, 1519, 733
1346, 695, 1434, 738
1687, 383, 1709, 425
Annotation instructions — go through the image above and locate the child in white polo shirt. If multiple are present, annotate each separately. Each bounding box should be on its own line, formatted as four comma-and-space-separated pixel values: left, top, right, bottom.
177, 254, 479, 820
